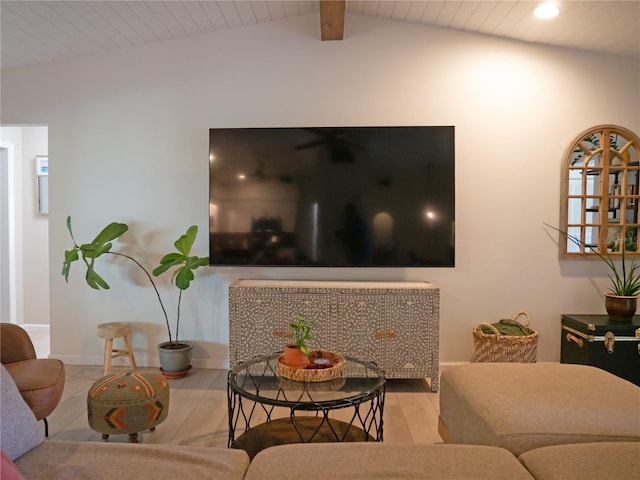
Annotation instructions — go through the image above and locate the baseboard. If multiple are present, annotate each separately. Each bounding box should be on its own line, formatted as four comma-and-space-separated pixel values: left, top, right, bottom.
20, 323, 50, 332
50, 354, 230, 370
49, 355, 460, 373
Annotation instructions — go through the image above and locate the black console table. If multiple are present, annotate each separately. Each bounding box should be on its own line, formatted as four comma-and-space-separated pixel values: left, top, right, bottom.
561, 314, 640, 386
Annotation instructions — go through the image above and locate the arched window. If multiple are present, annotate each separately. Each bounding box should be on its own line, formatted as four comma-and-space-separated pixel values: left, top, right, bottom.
562, 125, 640, 256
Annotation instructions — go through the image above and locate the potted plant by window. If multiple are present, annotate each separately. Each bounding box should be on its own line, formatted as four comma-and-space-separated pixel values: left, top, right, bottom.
545, 223, 640, 321
283, 313, 316, 368
62, 217, 209, 377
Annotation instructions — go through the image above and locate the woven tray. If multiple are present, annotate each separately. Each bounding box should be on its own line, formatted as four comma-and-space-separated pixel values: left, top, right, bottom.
276, 349, 347, 382
277, 375, 347, 391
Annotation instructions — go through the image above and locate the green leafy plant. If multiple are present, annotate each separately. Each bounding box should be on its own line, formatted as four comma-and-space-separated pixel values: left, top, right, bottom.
289, 313, 316, 355
544, 223, 640, 296
62, 216, 209, 346
571, 133, 619, 165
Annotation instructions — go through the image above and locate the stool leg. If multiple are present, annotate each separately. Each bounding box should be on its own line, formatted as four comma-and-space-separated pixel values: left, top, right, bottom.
123, 334, 137, 370
43, 418, 49, 437
128, 433, 138, 443
104, 338, 113, 375
102, 434, 109, 441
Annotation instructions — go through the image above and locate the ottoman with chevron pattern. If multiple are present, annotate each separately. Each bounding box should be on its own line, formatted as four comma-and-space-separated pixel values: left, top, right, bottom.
87, 370, 170, 443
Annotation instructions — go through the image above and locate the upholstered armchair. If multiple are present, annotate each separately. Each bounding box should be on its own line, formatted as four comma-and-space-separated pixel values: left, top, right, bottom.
0, 323, 65, 436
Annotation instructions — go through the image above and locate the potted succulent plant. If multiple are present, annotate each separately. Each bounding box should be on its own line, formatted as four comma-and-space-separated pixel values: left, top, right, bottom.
62, 217, 209, 376
283, 313, 316, 368
545, 223, 640, 321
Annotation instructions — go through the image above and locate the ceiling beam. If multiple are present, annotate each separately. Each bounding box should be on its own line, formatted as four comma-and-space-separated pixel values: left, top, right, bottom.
320, 1, 345, 41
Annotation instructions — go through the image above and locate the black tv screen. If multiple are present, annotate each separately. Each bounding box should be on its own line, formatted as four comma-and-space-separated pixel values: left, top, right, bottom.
209, 126, 455, 267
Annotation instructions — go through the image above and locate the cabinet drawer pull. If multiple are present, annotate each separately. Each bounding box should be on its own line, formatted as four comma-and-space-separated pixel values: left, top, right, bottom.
273, 329, 282, 337
284, 330, 293, 338
375, 331, 383, 338
388, 331, 397, 339
566, 333, 584, 348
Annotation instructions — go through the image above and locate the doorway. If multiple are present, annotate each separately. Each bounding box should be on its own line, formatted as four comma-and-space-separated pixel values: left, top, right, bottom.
0, 127, 50, 357
0, 142, 16, 324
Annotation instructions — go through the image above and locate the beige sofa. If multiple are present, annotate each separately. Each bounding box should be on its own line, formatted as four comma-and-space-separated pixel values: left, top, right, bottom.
439, 362, 640, 455
3, 364, 639, 480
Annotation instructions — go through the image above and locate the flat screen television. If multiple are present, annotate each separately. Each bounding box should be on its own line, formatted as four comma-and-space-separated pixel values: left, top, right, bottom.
209, 126, 455, 267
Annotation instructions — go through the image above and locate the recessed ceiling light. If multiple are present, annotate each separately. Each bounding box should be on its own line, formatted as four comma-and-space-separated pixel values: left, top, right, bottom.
534, 3, 559, 19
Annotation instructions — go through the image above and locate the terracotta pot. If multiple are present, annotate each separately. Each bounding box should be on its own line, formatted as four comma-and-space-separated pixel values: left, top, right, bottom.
604, 293, 638, 322
283, 344, 309, 369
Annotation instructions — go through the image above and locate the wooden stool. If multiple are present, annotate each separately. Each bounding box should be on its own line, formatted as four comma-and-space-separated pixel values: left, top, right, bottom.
97, 322, 137, 375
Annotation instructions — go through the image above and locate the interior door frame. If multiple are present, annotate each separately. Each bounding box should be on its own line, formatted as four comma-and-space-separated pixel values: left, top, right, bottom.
0, 140, 17, 324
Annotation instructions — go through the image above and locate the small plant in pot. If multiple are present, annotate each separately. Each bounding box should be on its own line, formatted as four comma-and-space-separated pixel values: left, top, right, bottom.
283, 313, 316, 368
544, 223, 640, 321
62, 217, 209, 377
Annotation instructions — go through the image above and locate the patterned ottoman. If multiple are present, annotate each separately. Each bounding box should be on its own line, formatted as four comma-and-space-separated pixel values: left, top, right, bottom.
87, 370, 169, 443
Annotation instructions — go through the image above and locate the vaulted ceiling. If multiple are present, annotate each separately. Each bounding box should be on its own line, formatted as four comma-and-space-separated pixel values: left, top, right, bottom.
1, 1, 638, 72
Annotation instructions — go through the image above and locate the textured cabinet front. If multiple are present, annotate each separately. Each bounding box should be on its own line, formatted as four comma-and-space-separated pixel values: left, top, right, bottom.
229, 280, 440, 390
336, 293, 387, 368
385, 294, 436, 376
231, 292, 283, 357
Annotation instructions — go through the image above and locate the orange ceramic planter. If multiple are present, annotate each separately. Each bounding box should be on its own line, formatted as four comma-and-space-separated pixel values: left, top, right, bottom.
283, 344, 309, 368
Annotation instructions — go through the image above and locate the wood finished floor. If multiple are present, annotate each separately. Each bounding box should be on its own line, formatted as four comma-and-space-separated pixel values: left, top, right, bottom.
43, 365, 443, 446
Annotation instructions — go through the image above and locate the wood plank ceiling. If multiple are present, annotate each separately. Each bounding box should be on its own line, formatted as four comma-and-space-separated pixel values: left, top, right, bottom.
1, 1, 638, 71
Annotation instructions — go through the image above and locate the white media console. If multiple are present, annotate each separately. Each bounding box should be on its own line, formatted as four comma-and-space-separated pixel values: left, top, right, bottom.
228, 280, 440, 391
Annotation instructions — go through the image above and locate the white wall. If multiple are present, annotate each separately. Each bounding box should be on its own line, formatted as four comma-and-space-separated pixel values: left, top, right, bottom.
1, 14, 638, 367
0, 126, 49, 326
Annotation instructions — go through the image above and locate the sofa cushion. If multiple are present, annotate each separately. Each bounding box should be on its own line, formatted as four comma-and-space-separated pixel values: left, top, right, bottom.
439, 363, 640, 455
518, 442, 640, 480
244, 443, 535, 480
1, 450, 26, 480
0, 365, 43, 460
15, 441, 250, 480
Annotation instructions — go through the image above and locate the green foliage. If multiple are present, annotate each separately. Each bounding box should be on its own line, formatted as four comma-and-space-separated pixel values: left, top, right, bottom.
62, 217, 128, 290
289, 313, 316, 356
571, 133, 619, 165
62, 217, 209, 344
545, 223, 640, 296
152, 225, 209, 290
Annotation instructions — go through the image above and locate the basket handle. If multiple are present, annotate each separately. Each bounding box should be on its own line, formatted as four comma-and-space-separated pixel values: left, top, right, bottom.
479, 322, 501, 337
512, 311, 530, 327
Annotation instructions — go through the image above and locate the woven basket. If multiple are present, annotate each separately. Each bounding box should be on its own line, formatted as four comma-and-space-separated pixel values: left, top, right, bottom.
471, 311, 538, 363
276, 349, 346, 383
277, 375, 347, 391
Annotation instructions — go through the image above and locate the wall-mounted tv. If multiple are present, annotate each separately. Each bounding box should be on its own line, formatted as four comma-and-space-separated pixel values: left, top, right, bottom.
209, 126, 455, 267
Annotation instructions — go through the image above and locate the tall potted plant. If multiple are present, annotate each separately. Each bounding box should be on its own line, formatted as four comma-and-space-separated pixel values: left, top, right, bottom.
62, 217, 209, 376
545, 223, 640, 321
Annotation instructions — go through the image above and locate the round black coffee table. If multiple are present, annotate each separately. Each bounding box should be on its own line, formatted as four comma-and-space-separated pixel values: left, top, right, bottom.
227, 352, 385, 459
